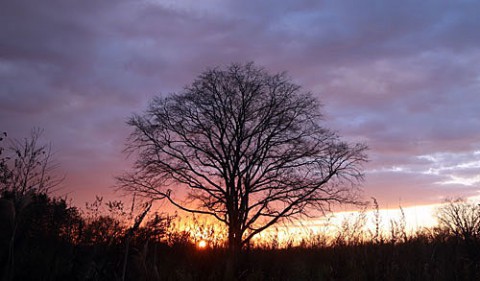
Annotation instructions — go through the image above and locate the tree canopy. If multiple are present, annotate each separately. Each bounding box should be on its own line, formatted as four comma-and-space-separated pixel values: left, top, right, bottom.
119, 63, 368, 251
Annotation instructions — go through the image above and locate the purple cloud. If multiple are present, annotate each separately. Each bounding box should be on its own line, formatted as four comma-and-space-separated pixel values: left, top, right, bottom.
1, 0, 480, 207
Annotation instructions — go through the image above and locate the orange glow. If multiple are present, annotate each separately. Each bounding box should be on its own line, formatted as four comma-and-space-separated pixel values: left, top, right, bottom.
198, 240, 207, 249
169, 203, 442, 248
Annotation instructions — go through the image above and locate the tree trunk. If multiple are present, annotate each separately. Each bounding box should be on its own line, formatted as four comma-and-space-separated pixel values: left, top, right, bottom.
224, 227, 242, 281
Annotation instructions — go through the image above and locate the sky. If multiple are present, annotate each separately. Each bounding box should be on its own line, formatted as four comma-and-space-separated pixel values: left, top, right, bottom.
1, 0, 480, 212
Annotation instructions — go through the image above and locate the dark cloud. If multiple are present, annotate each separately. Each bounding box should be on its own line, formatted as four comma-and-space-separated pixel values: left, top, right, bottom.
1, 0, 479, 206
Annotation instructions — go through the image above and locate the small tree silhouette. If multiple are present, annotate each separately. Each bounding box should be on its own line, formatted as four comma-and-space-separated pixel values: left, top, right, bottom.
0, 129, 66, 281
436, 198, 480, 241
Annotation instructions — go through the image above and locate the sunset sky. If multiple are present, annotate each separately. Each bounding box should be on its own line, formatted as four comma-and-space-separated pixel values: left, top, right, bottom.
1, 0, 479, 214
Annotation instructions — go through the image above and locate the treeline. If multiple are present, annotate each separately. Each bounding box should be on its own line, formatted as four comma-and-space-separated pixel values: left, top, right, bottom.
2, 188, 480, 281
0, 130, 190, 280
0, 189, 195, 281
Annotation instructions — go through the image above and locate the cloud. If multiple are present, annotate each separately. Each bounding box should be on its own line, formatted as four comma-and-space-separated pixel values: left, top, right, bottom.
1, 0, 479, 206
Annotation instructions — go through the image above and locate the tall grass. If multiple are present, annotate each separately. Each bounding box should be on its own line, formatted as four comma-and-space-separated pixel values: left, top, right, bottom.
3, 193, 480, 280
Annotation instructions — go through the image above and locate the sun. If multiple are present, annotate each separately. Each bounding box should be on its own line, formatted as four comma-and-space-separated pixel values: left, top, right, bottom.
198, 240, 207, 249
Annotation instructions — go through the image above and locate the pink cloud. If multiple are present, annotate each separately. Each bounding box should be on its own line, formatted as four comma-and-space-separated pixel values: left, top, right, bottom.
1, 0, 480, 208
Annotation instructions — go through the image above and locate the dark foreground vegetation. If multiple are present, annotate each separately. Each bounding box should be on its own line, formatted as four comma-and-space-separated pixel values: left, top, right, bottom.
2, 130, 480, 280
1, 188, 480, 281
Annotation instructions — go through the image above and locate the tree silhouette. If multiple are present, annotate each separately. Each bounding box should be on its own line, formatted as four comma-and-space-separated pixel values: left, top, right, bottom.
0, 128, 61, 196
436, 198, 480, 241
118, 63, 367, 262
0, 129, 66, 281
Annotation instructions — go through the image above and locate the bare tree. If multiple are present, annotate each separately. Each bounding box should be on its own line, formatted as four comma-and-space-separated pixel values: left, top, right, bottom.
436, 198, 480, 241
0, 128, 61, 196
0, 128, 62, 281
118, 63, 367, 257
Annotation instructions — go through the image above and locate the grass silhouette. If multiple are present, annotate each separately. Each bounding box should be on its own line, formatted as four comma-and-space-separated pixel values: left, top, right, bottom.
2, 190, 480, 280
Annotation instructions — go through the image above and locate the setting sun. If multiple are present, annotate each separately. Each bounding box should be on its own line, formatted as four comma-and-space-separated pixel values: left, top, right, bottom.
198, 240, 207, 249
